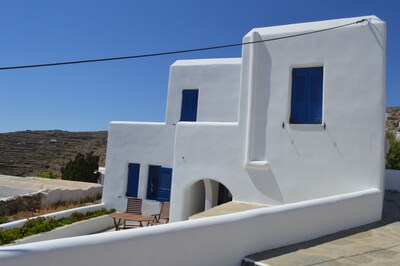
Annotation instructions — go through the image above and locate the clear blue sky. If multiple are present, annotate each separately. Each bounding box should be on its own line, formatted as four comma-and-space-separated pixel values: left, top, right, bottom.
0, 0, 398, 133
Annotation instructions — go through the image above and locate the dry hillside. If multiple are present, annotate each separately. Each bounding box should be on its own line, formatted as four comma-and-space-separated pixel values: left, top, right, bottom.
387, 107, 400, 130
0, 130, 107, 177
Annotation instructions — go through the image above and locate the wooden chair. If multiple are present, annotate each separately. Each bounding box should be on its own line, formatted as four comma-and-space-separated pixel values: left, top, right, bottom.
123, 197, 142, 229
126, 197, 142, 215
149, 202, 170, 225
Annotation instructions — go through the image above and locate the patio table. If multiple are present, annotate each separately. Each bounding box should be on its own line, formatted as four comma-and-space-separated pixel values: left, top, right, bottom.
109, 213, 154, 230
133, 215, 154, 227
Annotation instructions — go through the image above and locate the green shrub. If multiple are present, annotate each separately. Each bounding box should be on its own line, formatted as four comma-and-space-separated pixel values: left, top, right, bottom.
0, 228, 19, 245
0, 216, 8, 224
71, 212, 85, 221
38, 171, 56, 179
61, 152, 100, 183
387, 131, 400, 170
0, 208, 114, 245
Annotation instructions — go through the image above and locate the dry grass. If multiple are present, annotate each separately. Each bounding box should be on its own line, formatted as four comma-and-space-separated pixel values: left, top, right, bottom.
6, 199, 102, 222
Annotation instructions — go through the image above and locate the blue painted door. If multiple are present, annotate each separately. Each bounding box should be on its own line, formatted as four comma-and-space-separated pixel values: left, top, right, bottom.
157, 167, 172, 202
146, 165, 160, 200
180, 89, 198, 122
126, 163, 140, 197
290, 67, 323, 124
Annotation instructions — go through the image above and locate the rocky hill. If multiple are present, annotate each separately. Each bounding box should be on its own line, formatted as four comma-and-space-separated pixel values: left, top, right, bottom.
387, 107, 400, 130
0, 130, 107, 177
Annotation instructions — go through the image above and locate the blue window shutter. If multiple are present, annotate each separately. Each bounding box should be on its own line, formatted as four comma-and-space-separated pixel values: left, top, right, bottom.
290, 70, 308, 123
157, 167, 172, 202
126, 163, 140, 197
180, 89, 198, 121
290, 67, 323, 124
308, 68, 323, 123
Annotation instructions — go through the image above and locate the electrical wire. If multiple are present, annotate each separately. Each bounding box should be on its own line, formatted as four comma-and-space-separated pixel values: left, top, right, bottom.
0, 18, 368, 71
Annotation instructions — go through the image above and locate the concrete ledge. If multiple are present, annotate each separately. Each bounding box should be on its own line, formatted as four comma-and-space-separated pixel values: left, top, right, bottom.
0, 203, 106, 230
0, 175, 103, 216
11, 215, 114, 246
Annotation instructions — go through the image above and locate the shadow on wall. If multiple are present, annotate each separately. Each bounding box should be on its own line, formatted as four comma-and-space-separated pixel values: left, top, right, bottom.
183, 180, 205, 220
285, 126, 343, 157
246, 32, 283, 205
182, 178, 233, 220
367, 20, 385, 50
248, 31, 270, 162
247, 168, 283, 204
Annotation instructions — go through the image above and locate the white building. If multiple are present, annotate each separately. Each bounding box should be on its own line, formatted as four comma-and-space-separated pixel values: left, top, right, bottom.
0, 16, 387, 266
103, 15, 386, 222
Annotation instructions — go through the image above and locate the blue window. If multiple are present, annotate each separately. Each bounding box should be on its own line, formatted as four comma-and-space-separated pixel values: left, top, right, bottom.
180, 89, 198, 122
290, 67, 323, 124
146, 165, 172, 202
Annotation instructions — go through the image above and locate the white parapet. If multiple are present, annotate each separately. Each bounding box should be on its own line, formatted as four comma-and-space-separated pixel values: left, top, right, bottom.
0, 189, 382, 266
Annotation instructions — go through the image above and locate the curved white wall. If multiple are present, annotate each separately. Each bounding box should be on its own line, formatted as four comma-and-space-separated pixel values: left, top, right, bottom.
0, 189, 381, 266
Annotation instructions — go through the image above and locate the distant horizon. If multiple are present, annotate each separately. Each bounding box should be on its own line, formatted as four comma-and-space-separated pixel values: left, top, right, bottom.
0, 129, 109, 133
2, 104, 399, 134
1, 106, 399, 134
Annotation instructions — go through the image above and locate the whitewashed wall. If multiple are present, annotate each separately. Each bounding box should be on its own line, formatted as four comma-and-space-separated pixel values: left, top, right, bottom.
171, 122, 283, 221
41, 186, 102, 206
0, 189, 381, 266
103, 59, 242, 213
170, 16, 386, 221
242, 16, 386, 204
102, 122, 175, 212
166, 58, 241, 124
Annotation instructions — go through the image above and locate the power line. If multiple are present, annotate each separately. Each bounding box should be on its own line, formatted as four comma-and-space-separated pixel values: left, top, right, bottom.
0, 18, 368, 71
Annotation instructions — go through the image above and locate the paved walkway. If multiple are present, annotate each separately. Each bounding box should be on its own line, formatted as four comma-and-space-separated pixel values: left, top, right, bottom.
243, 191, 400, 266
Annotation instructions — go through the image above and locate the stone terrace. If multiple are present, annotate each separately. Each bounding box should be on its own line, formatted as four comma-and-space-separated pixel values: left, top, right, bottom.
243, 190, 400, 266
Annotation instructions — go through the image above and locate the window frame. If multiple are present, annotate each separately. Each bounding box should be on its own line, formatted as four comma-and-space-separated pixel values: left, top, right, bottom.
180, 89, 199, 122
289, 66, 324, 125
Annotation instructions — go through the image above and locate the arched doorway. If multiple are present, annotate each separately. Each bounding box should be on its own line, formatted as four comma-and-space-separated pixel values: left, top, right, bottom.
182, 179, 232, 220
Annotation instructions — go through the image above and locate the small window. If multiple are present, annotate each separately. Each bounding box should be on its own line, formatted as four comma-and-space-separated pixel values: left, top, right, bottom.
180, 89, 198, 122
290, 67, 323, 124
